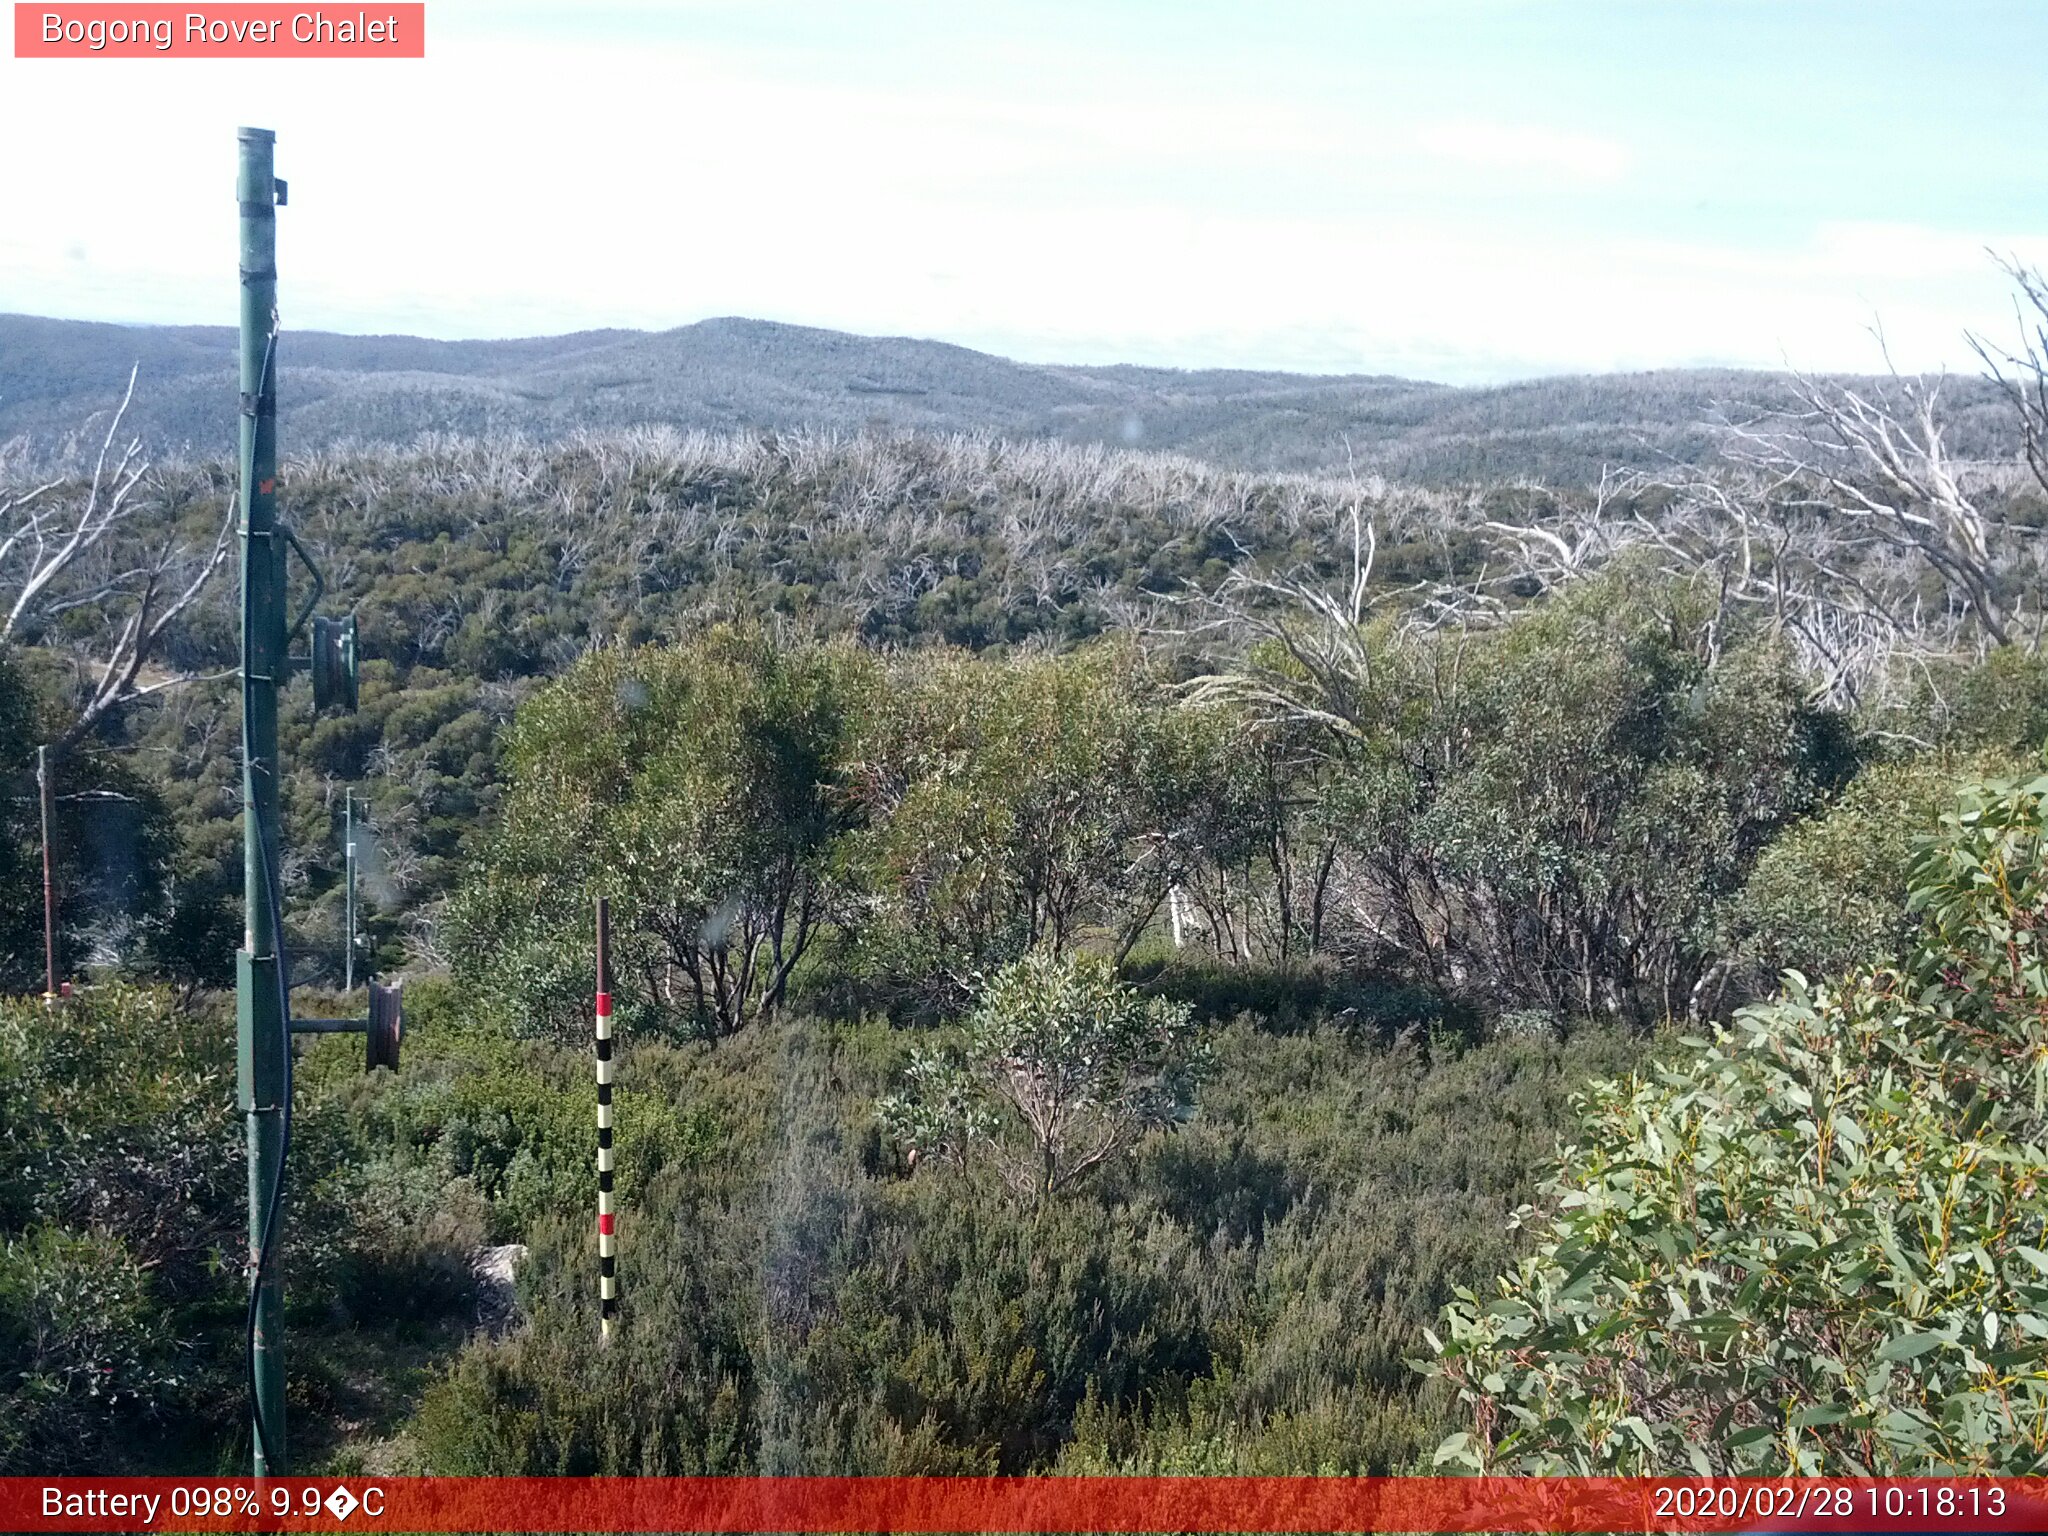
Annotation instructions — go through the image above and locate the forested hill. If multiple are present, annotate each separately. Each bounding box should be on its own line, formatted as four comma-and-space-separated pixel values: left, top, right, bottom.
0, 311, 2012, 484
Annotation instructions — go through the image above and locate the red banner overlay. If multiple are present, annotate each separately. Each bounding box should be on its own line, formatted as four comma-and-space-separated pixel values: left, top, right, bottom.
13, 4, 424, 57
8, 1478, 2048, 1534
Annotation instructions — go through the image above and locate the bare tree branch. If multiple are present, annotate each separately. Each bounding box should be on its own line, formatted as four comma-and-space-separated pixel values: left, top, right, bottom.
0, 369, 238, 755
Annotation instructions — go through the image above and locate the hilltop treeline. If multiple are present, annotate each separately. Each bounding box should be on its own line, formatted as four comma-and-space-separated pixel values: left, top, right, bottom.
2, 312, 2023, 483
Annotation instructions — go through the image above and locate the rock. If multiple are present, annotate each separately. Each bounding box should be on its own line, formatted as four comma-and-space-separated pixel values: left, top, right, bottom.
472, 1242, 527, 1337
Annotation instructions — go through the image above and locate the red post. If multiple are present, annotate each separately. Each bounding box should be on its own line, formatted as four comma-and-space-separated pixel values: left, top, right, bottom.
38, 745, 56, 1003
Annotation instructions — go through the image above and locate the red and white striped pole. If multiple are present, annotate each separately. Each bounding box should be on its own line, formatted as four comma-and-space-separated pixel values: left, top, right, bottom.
595, 897, 617, 1343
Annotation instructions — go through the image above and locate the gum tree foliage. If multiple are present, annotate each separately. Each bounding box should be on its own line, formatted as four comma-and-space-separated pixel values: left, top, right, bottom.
0, 985, 240, 1471
1729, 757, 1998, 985
452, 634, 1221, 1036
1425, 769, 2048, 1474
1916, 644, 2048, 754
1151, 706, 1344, 969
1395, 581, 1837, 1019
447, 629, 875, 1041
879, 950, 1212, 1204
839, 640, 1203, 1005
1729, 646, 2048, 992
1196, 565, 1857, 1021
448, 575, 1864, 1039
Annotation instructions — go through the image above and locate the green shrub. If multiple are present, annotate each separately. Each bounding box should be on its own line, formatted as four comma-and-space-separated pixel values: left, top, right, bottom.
1426, 768, 2048, 1473
879, 951, 1211, 1203
411, 1199, 756, 1475
840, 641, 1193, 1011
1136, 959, 1471, 1040
1731, 757, 2000, 982
0, 986, 239, 1295
1929, 646, 2048, 753
407, 1010, 1635, 1476
0, 1226, 187, 1473
448, 628, 874, 1042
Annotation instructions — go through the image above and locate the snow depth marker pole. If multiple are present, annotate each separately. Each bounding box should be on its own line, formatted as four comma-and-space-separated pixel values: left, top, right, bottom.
596, 896, 617, 1342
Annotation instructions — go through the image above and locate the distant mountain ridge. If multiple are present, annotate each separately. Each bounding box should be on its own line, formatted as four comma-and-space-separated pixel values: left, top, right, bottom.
0, 312, 2012, 485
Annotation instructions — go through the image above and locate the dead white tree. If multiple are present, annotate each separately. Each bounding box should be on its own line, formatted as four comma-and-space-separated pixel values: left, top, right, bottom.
1459, 447, 1999, 711
1720, 362, 2033, 651
1479, 465, 1635, 591
1622, 465, 1973, 709
1970, 254, 2048, 501
1174, 495, 1386, 742
1454, 267, 2048, 708
0, 369, 235, 755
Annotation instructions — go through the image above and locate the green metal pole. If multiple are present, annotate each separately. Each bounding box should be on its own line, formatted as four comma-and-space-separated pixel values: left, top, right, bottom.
235, 124, 288, 1478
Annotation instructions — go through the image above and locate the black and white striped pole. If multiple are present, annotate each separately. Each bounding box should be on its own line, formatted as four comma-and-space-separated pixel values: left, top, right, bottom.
595, 897, 617, 1343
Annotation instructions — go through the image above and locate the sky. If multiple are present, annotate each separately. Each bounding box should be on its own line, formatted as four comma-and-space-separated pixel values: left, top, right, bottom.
2, 0, 2045, 383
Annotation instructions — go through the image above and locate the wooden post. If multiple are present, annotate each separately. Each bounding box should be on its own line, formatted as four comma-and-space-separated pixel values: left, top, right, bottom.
343, 790, 356, 993
38, 745, 56, 1002
595, 897, 616, 1342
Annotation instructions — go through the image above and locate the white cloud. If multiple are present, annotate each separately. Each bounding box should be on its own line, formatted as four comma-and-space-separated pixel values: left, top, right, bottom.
1411, 118, 1633, 184
0, 19, 2040, 384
